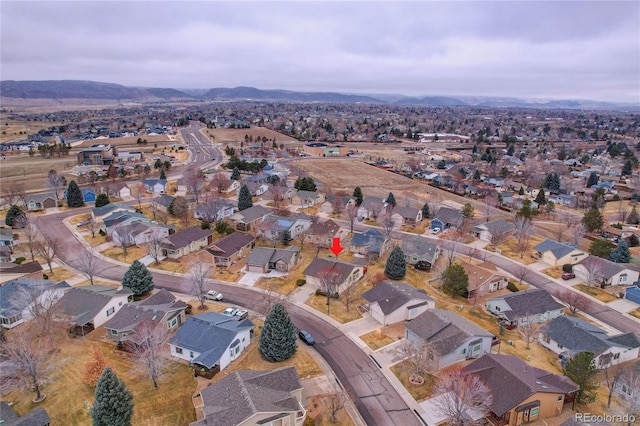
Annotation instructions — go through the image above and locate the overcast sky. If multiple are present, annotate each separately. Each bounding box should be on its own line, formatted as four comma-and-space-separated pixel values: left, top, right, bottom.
2, 1, 639, 102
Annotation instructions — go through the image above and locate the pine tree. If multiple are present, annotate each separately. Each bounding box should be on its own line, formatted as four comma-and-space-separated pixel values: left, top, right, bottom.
582, 206, 604, 232
67, 180, 85, 207
534, 188, 547, 205
384, 246, 406, 280
95, 193, 110, 208
518, 186, 525, 195
294, 177, 304, 190
279, 230, 291, 245
258, 303, 297, 362
421, 203, 430, 219
238, 185, 253, 211
5, 205, 25, 227
122, 260, 154, 296
462, 202, 475, 218
352, 187, 363, 206
230, 166, 240, 180
609, 240, 631, 263
563, 351, 598, 404
589, 239, 613, 259
91, 367, 134, 426
441, 264, 469, 297
385, 192, 396, 208
159, 168, 166, 180
304, 177, 317, 191
472, 169, 481, 181
586, 171, 599, 188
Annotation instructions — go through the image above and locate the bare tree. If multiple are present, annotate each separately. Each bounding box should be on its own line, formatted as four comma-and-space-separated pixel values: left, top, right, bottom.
444, 233, 464, 266
77, 247, 102, 285
186, 260, 211, 310
327, 391, 346, 423
146, 230, 166, 265
131, 320, 170, 390
514, 265, 529, 285
46, 169, 66, 205
604, 365, 624, 408
268, 183, 289, 213
517, 314, 540, 350
210, 172, 231, 194
253, 280, 287, 317
169, 196, 191, 228
112, 223, 135, 260
131, 182, 146, 210
11, 282, 63, 337
378, 211, 396, 239
400, 340, 438, 383
556, 290, 589, 314
316, 267, 342, 316
571, 223, 586, 246
87, 215, 99, 238
0, 326, 58, 402
197, 196, 226, 224
482, 194, 498, 222
513, 216, 533, 259
432, 369, 493, 426
22, 217, 40, 262
1, 181, 26, 207
344, 203, 359, 233
330, 195, 345, 216
184, 165, 206, 203
35, 235, 60, 273
580, 256, 603, 288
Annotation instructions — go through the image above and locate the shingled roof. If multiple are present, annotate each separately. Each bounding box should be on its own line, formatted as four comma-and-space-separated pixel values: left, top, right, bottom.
0, 279, 70, 318
206, 232, 255, 258
246, 246, 300, 268
362, 281, 433, 315
487, 288, 564, 321
533, 239, 582, 259
161, 226, 211, 250
54, 285, 132, 326
303, 257, 360, 284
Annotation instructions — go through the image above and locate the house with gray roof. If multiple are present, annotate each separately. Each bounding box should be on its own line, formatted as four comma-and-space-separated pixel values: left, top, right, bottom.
486, 288, 564, 328
472, 219, 514, 243
349, 228, 390, 259
533, 239, 586, 266
462, 354, 578, 425
392, 206, 423, 225
430, 206, 464, 231
257, 214, 311, 241
104, 289, 187, 351
405, 309, 495, 368
362, 281, 435, 325
189, 366, 306, 426
614, 359, 640, 403
228, 205, 273, 231
245, 246, 301, 273
303, 257, 364, 294
538, 316, 640, 368
161, 226, 213, 259
169, 312, 255, 377
399, 235, 440, 268
110, 218, 174, 247
143, 178, 167, 194
151, 194, 175, 213
0, 261, 44, 284
204, 232, 255, 268
91, 202, 135, 222
0, 228, 14, 247
23, 191, 58, 212
357, 196, 385, 219
194, 199, 235, 222
292, 189, 325, 207
54, 285, 133, 334
573, 255, 640, 287
0, 279, 70, 329
306, 219, 349, 248
0, 402, 51, 426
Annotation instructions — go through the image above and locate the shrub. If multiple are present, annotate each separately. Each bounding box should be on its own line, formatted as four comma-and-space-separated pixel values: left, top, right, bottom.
42, 273, 48, 279
315, 289, 339, 299
562, 264, 573, 273
13, 257, 25, 264
507, 282, 519, 292
99, 229, 106, 236
296, 279, 306, 287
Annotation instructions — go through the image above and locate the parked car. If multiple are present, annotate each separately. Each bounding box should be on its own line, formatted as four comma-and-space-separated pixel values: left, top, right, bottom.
562, 272, 576, 280
222, 307, 238, 317
204, 290, 223, 301
432, 227, 441, 234
234, 309, 248, 320
414, 261, 431, 271
298, 330, 315, 346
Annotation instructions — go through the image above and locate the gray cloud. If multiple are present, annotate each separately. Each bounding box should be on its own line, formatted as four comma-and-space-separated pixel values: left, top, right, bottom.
1, 1, 638, 102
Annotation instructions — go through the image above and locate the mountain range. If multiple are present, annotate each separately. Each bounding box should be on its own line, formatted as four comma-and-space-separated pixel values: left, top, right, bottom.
1, 80, 637, 110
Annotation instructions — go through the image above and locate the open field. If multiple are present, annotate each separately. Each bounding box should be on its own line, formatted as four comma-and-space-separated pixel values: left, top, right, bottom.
0, 113, 64, 143
204, 127, 297, 144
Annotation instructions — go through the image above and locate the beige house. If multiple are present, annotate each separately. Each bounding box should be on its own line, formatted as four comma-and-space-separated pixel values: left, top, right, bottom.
161, 226, 213, 260
362, 281, 434, 325
204, 232, 255, 268
460, 261, 508, 300
573, 255, 640, 287
533, 239, 586, 266
303, 257, 364, 294
292, 190, 326, 207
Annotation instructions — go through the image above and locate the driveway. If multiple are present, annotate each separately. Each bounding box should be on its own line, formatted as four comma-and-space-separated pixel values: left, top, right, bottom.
238, 271, 263, 286
608, 298, 639, 314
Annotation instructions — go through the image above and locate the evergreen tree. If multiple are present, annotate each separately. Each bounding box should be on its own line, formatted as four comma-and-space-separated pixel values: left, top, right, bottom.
159, 168, 166, 180
258, 303, 297, 362
5, 205, 25, 227
518, 186, 525, 196
294, 177, 304, 190
91, 367, 134, 426
122, 260, 154, 296
230, 166, 240, 180
437, 159, 446, 169
385, 192, 396, 208
582, 206, 604, 232
563, 352, 598, 404
519, 152, 526, 162
95, 193, 110, 208
534, 188, 547, 205
421, 203, 430, 219
279, 230, 291, 246
304, 177, 317, 191
238, 185, 253, 211
384, 246, 406, 280
622, 160, 633, 176
462, 202, 475, 218
543, 173, 561, 192
472, 169, 481, 181
609, 240, 631, 263
588, 239, 613, 259
586, 171, 599, 188
441, 264, 469, 297
66, 180, 85, 208
507, 144, 515, 156
352, 187, 363, 206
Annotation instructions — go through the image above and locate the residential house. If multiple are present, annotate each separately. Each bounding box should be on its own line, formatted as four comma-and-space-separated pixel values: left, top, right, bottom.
0, 228, 14, 247
392, 206, 423, 225
430, 207, 464, 231
460, 261, 509, 300
54, 285, 133, 334
243, 172, 271, 185
292, 190, 326, 207
161, 226, 213, 260
400, 235, 440, 270
205, 232, 255, 268
110, 220, 173, 246
614, 359, 640, 402
548, 194, 577, 208
77, 144, 116, 166
228, 205, 272, 231
0, 246, 11, 263
257, 214, 311, 241
533, 239, 587, 266
190, 366, 306, 426
0, 402, 51, 426
244, 181, 268, 197
349, 228, 390, 259
245, 246, 301, 273
0, 261, 44, 284
357, 196, 385, 219
194, 200, 235, 222
624, 283, 640, 305
486, 288, 565, 328
462, 354, 579, 426
539, 316, 640, 368
169, 312, 255, 377
405, 309, 495, 368
0, 279, 70, 329
320, 194, 354, 214
362, 281, 435, 325
143, 178, 167, 194
573, 256, 640, 287
91, 202, 136, 223
23, 192, 58, 212
78, 187, 96, 203
104, 289, 187, 351
472, 219, 515, 243
151, 194, 176, 213
306, 219, 349, 248
303, 257, 365, 294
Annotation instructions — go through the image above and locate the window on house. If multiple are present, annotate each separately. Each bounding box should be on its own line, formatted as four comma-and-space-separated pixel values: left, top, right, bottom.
111, 329, 118, 335
557, 395, 563, 402
106, 307, 115, 316
189, 351, 194, 358
558, 344, 563, 349
461, 348, 466, 355
473, 344, 481, 352
614, 353, 620, 360
170, 318, 177, 327
175, 347, 183, 354
620, 274, 628, 283
543, 336, 550, 343
529, 407, 539, 417
495, 306, 501, 312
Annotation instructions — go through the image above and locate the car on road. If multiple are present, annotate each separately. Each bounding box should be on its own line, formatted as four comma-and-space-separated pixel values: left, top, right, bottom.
562, 272, 576, 280
204, 290, 223, 301
234, 309, 248, 320
432, 227, 441, 234
222, 307, 238, 317
298, 330, 315, 346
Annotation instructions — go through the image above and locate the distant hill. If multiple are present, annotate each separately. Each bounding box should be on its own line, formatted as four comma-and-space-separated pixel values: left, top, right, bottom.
393, 96, 468, 106
202, 86, 383, 103
0, 80, 192, 100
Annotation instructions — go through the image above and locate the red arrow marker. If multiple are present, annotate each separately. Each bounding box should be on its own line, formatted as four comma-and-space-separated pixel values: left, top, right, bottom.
329, 237, 344, 256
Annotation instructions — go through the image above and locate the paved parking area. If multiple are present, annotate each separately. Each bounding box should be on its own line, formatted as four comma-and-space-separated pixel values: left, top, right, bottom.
238, 271, 263, 286
608, 298, 639, 314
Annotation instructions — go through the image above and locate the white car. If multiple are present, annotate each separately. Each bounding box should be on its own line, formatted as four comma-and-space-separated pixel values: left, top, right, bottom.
234, 309, 248, 320
222, 307, 238, 317
204, 290, 223, 301
432, 227, 441, 234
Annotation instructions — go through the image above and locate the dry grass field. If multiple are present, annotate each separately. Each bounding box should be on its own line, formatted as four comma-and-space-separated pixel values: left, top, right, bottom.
204, 127, 297, 144
574, 284, 618, 303
306, 394, 356, 426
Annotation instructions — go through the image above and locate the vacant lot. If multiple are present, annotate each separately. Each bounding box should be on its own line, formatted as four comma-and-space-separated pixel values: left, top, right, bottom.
205, 127, 297, 144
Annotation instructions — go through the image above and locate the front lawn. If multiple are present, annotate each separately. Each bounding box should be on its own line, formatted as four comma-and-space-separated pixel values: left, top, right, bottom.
490, 235, 545, 265
629, 308, 640, 319
574, 284, 618, 303
101, 245, 147, 263
360, 329, 395, 350
541, 266, 563, 279
390, 361, 435, 402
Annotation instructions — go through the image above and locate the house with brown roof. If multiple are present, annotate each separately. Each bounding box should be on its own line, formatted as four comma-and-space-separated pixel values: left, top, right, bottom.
303, 257, 364, 294
459, 261, 509, 300
362, 281, 434, 325
161, 226, 213, 259
228, 205, 273, 231
573, 255, 640, 287
392, 206, 423, 225
0, 261, 44, 284
204, 232, 255, 268
306, 219, 349, 248
405, 309, 495, 368
462, 354, 579, 426
486, 288, 564, 328
189, 366, 306, 426
104, 289, 187, 351
24, 192, 58, 212
292, 190, 325, 207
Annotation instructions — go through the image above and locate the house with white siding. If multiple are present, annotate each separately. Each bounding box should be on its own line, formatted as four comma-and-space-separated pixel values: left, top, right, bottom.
362, 281, 434, 325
